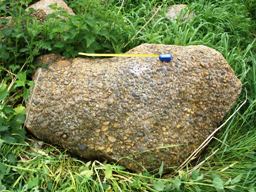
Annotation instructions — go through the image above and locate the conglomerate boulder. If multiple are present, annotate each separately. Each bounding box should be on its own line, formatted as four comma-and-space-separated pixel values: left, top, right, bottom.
25, 44, 241, 172
27, 0, 75, 21
1, 0, 74, 29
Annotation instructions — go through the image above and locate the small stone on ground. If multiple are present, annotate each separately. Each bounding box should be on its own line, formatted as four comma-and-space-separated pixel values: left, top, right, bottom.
166, 4, 194, 21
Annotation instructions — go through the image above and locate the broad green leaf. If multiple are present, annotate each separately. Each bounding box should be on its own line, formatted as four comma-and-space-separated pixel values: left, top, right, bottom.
27, 177, 39, 189
2, 135, 16, 144
15, 72, 27, 88
19, 47, 29, 53
173, 177, 182, 191
13, 114, 26, 124
104, 164, 113, 179
38, 41, 52, 51
7, 153, 17, 164
86, 34, 96, 48
70, 17, 81, 27
3, 105, 13, 114
231, 174, 242, 184
212, 175, 224, 192
47, 181, 54, 191
0, 125, 9, 132
153, 180, 166, 191
23, 88, 30, 100
0, 184, 6, 191
192, 170, 204, 181
249, 187, 255, 192
79, 169, 93, 179
27, 24, 40, 37
55, 42, 65, 49
0, 163, 7, 175
194, 186, 202, 192
225, 178, 232, 185
14, 105, 25, 114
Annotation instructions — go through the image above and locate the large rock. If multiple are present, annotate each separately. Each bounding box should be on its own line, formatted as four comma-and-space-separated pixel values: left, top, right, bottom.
27, 0, 75, 21
25, 44, 241, 172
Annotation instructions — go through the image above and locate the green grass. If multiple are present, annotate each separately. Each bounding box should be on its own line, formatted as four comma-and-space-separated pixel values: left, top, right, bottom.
1, 0, 256, 191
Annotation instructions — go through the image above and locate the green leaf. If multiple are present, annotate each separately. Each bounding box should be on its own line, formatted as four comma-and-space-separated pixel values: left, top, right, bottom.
23, 88, 30, 100
0, 139, 3, 147
38, 41, 52, 51
27, 177, 39, 189
0, 125, 9, 132
158, 161, 164, 178
14, 105, 25, 114
231, 174, 242, 184
173, 177, 182, 191
6, 153, 17, 164
19, 47, 29, 53
3, 105, 13, 115
225, 178, 232, 185
249, 187, 255, 192
0, 184, 6, 191
104, 164, 113, 179
70, 17, 81, 27
79, 169, 93, 179
15, 72, 27, 88
0, 83, 8, 101
13, 114, 26, 124
0, 163, 7, 175
194, 186, 202, 192
2, 135, 16, 144
55, 42, 65, 49
191, 170, 204, 181
86, 34, 96, 48
153, 180, 166, 191
27, 24, 40, 37
47, 181, 54, 191
212, 174, 224, 192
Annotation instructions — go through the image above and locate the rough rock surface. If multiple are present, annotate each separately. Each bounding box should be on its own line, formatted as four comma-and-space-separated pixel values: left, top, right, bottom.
25, 44, 241, 172
166, 4, 194, 21
28, 0, 74, 20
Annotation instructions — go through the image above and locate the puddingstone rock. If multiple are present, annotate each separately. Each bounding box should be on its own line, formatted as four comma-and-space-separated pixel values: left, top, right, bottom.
1, 0, 73, 29
25, 44, 241, 172
27, 0, 75, 21
166, 4, 194, 21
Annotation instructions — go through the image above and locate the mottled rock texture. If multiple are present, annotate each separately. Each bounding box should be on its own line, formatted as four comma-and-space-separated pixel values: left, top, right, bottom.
25, 44, 241, 172
27, 0, 74, 21
166, 4, 194, 21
